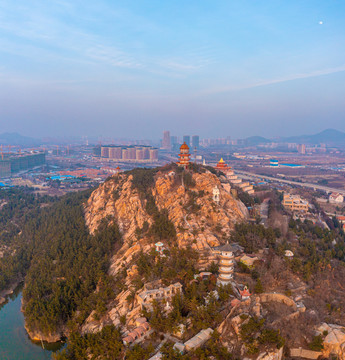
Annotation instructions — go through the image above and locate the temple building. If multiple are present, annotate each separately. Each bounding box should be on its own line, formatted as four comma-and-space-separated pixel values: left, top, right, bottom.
177, 142, 191, 168
215, 158, 231, 174
215, 158, 239, 182
136, 283, 183, 311
215, 243, 243, 286
240, 286, 251, 300
214, 157, 254, 194
217, 243, 236, 285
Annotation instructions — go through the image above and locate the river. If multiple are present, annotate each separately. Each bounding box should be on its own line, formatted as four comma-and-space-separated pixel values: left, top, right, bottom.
0, 288, 64, 360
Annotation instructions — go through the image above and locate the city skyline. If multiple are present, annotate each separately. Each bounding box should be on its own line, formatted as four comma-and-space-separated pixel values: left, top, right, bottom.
0, 1, 344, 138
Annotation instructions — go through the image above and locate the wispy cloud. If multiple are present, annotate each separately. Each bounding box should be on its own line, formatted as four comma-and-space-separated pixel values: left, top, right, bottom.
85, 45, 143, 69
202, 64, 345, 95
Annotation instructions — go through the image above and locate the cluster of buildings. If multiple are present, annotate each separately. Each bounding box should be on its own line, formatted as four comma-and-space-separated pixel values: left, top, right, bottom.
175, 143, 255, 196
282, 193, 309, 212
100, 145, 158, 162
124, 237, 258, 356
123, 318, 151, 346
161, 131, 199, 151
0, 151, 46, 178
215, 158, 254, 194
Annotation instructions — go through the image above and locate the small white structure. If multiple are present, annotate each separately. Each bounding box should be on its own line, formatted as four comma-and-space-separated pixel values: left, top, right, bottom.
213, 186, 220, 204
285, 250, 294, 258
173, 342, 186, 354
155, 242, 165, 256
329, 192, 344, 204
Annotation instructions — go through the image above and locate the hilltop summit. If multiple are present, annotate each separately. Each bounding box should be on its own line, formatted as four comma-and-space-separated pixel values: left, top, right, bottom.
85, 163, 247, 262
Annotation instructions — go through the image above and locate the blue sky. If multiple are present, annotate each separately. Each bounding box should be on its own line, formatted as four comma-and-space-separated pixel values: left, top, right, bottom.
0, 0, 344, 139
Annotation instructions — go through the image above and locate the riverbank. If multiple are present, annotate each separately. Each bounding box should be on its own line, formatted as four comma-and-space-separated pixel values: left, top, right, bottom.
0, 280, 22, 305
0, 289, 64, 359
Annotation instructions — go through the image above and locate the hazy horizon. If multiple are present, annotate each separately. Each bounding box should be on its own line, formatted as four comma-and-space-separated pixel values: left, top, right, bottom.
1, 1, 344, 139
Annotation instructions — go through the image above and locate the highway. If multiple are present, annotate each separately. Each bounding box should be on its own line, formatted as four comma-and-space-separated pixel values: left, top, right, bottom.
235, 170, 345, 196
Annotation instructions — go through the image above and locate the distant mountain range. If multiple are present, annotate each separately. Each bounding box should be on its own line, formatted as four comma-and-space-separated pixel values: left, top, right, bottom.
245, 136, 271, 146
0, 132, 42, 147
0, 128, 344, 148
245, 129, 345, 146
282, 129, 345, 145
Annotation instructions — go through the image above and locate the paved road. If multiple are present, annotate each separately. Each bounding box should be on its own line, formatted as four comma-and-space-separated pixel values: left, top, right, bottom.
236, 170, 345, 196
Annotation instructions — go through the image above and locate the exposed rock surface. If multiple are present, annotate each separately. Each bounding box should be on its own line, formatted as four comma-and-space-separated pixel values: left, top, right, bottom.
82, 167, 247, 333
24, 325, 63, 343
255, 347, 283, 360
317, 323, 345, 359
85, 169, 246, 249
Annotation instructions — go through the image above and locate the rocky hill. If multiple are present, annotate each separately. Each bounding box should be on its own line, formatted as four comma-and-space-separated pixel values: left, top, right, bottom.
85, 164, 247, 272
80, 164, 247, 332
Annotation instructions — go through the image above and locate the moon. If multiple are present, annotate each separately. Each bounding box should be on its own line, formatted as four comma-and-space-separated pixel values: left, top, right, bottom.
319, 21, 323, 25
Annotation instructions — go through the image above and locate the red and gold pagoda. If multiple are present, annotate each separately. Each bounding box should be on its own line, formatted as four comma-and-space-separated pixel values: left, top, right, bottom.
177, 142, 191, 168
215, 158, 231, 172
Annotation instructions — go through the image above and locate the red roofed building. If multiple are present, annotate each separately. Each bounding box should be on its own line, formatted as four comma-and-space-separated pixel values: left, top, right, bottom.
122, 321, 151, 346
214, 158, 243, 185
215, 158, 231, 173
240, 286, 251, 300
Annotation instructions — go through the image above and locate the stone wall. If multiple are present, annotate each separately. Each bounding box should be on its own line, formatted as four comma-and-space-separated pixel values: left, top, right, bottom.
259, 293, 297, 311
290, 348, 322, 359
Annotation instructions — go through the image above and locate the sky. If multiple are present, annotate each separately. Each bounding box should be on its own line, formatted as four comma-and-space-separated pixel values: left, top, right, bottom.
0, 0, 345, 140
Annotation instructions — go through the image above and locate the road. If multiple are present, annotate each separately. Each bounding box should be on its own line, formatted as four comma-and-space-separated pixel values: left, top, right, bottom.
236, 170, 345, 196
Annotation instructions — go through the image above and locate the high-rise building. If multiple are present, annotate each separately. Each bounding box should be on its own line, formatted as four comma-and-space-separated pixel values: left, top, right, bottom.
100, 145, 158, 162
109, 147, 122, 159
149, 149, 158, 161
192, 135, 199, 150
0, 152, 46, 177
101, 147, 110, 158
136, 148, 145, 160
162, 131, 171, 150
183, 135, 190, 148
170, 136, 178, 151
128, 147, 136, 159
297, 144, 306, 154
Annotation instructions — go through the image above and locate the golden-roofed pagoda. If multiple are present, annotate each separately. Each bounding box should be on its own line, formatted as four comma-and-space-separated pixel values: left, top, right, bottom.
215, 157, 231, 172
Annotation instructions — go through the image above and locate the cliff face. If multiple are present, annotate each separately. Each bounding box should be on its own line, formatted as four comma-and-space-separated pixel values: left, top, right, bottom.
80, 167, 247, 333
24, 325, 63, 343
85, 167, 246, 253
85, 175, 148, 242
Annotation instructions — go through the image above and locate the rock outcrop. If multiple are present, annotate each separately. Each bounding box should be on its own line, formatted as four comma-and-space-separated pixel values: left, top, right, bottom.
81, 166, 247, 333
317, 323, 345, 359
24, 325, 63, 343
85, 168, 246, 249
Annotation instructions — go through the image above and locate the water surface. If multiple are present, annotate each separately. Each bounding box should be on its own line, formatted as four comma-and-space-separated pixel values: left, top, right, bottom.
0, 290, 62, 360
